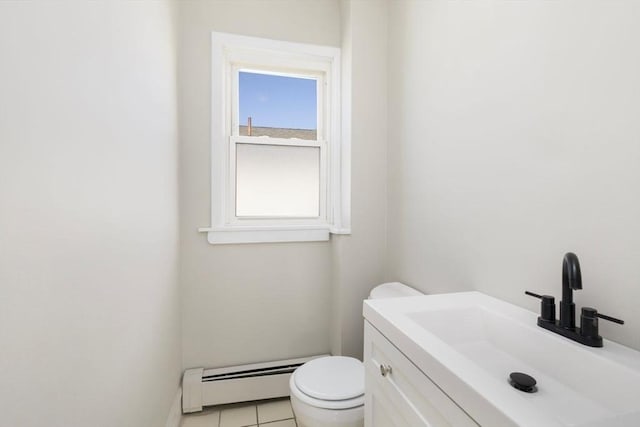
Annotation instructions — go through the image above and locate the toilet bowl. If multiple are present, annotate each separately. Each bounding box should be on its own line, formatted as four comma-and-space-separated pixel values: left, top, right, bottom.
289, 282, 422, 427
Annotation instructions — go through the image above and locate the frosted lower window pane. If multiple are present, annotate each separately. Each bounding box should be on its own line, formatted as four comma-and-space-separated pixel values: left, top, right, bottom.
236, 144, 320, 217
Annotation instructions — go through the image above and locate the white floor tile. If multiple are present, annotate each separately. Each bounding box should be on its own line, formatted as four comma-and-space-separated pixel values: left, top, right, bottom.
257, 398, 294, 424
259, 419, 296, 427
181, 410, 220, 427
219, 404, 258, 427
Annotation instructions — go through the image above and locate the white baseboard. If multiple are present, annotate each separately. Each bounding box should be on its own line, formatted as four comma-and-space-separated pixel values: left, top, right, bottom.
165, 387, 182, 427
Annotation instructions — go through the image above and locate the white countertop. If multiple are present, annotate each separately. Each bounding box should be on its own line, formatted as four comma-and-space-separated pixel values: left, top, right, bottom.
363, 291, 640, 427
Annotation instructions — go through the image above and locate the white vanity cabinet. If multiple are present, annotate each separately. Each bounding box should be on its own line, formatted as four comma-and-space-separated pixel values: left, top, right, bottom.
364, 321, 479, 427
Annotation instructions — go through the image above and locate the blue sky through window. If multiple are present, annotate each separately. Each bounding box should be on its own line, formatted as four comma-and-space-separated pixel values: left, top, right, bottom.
239, 71, 317, 130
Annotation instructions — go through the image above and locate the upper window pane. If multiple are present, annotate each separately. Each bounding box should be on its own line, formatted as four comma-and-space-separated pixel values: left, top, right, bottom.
239, 71, 317, 140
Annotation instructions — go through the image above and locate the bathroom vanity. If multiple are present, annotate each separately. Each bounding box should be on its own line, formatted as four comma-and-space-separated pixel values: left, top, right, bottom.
363, 292, 640, 427
363, 321, 479, 426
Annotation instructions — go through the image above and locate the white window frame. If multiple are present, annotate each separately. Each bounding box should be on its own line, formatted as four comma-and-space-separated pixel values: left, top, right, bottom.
199, 32, 350, 245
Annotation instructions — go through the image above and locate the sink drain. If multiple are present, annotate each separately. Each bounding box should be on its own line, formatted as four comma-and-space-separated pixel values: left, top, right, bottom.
509, 372, 537, 393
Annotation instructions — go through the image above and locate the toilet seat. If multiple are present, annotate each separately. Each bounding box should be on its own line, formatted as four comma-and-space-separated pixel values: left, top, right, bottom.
290, 372, 364, 410
295, 356, 364, 401
291, 356, 364, 410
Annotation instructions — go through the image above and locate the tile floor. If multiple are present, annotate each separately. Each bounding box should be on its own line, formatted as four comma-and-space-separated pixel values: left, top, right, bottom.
181, 397, 297, 427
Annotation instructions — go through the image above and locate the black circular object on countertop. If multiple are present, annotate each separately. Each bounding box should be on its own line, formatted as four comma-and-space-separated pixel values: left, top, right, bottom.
509, 372, 537, 393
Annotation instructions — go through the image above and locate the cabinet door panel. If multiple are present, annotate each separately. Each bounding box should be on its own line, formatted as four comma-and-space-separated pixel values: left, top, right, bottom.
364, 322, 479, 427
366, 380, 408, 427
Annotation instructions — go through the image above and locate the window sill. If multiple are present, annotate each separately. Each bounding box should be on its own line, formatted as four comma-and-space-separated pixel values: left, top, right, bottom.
198, 225, 350, 245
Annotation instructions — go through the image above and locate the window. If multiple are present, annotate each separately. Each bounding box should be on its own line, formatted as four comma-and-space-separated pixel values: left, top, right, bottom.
200, 32, 350, 244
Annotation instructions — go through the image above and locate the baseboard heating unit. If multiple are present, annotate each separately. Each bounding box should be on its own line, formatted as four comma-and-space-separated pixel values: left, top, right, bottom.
182, 354, 329, 413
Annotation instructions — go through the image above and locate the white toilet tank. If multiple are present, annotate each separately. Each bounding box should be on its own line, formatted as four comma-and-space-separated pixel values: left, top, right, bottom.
368, 282, 423, 299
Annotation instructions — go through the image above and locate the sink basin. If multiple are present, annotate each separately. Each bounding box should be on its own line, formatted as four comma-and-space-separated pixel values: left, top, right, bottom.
363, 291, 640, 427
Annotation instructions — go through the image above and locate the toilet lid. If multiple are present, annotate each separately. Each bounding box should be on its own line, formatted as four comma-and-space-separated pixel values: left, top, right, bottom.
294, 356, 364, 401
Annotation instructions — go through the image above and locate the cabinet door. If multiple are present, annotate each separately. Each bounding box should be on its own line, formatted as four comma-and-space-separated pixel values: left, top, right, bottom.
364, 322, 479, 427
366, 379, 407, 427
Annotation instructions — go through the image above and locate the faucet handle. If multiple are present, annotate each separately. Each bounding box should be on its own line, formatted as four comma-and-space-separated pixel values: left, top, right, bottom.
525, 291, 556, 323
582, 307, 624, 325
595, 311, 624, 325
580, 307, 624, 343
525, 291, 543, 299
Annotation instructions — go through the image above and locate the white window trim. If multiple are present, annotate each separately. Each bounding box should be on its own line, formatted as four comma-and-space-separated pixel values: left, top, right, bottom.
198, 32, 351, 245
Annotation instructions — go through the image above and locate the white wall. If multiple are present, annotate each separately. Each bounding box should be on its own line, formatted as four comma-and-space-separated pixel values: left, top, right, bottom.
0, 2, 181, 426
178, 0, 341, 370
387, 0, 640, 350
179, 0, 389, 367
332, 0, 388, 359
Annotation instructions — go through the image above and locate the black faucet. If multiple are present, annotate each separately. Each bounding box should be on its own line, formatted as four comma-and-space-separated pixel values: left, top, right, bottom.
526, 252, 624, 347
560, 252, 582, 330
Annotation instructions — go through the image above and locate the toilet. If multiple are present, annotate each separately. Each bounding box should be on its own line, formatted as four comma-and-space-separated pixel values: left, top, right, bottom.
289, 282, 423, 427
